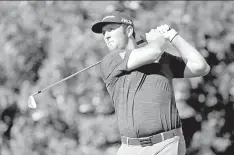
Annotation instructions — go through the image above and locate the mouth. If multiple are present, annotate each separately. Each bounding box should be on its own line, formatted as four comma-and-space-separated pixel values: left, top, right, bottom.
108, 41, 114, 45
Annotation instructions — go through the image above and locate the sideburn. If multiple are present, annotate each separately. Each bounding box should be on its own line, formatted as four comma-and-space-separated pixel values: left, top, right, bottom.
123, 25, 133, 38
123, 28, 127, 35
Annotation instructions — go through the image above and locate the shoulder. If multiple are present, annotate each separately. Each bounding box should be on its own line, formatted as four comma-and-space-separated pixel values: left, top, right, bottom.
160, 52, 182, 63
101, 49, 130, 64
100, 49, 128, 74
100, 52, 113, 71
101, 50, 120, 65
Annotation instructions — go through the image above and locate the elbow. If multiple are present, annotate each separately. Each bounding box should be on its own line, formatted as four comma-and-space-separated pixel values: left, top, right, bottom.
151, 45, 164, 62
204, 64, 211, 76
194, 63, 211, 76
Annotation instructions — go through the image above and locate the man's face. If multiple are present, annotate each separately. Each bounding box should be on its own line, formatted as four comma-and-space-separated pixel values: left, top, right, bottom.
102, 23, 128, 51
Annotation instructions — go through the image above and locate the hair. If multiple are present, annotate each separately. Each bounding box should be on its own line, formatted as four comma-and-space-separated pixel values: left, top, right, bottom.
132, 30, 136, 39
122, 24, 136, 39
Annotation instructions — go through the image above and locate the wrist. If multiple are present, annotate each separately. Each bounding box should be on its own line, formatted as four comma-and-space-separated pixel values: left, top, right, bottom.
168, 29, 178, 42
163, 29, 178, 42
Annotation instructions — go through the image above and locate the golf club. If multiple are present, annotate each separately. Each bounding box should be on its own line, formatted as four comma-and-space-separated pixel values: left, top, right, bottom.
28, 61, 101, 109
28, 35, 147, 109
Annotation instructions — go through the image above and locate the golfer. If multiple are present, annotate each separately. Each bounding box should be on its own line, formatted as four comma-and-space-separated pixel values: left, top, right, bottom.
91, 11, 210, 155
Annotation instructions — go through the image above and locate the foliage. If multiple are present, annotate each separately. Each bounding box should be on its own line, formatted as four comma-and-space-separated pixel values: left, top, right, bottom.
0, 1, 234, 155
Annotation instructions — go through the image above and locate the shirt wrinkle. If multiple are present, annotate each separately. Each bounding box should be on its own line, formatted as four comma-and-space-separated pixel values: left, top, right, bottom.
100, 50, 186, 138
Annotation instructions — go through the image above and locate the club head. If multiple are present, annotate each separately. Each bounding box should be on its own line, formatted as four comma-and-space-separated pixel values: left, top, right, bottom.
28, 95, 37, 109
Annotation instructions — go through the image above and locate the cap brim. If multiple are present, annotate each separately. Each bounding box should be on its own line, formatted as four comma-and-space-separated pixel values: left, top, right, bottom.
91, 22, 120, 34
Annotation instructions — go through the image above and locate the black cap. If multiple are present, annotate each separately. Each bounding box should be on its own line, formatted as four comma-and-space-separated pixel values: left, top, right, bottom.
91, 11, 134, 34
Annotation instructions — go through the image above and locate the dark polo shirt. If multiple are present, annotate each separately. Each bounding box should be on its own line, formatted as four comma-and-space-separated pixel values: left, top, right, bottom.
100, 49, 186, 138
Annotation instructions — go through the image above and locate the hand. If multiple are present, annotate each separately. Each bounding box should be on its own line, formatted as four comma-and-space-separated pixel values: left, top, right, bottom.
156, 24, 171, 34
145, 29, 166, 46
157, 24, 178, 42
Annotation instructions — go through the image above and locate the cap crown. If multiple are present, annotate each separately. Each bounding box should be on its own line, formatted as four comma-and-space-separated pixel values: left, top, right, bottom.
101, 11, 133, 26
91, 11, 134, 33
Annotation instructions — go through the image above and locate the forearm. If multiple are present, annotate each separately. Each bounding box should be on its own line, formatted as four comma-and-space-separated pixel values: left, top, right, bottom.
149, 41, 165, 62
144, 30, 166, 63
171, 34, 210, 74
127, 40, 164, 71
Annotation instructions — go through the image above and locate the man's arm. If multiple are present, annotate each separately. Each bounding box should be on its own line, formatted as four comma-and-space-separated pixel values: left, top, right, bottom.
158, 25, 210, 78
126, 29, 165, 71
171, 35, 210, 78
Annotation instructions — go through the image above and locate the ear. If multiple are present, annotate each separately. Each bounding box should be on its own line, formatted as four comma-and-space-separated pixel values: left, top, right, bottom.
127, 25, 134, 38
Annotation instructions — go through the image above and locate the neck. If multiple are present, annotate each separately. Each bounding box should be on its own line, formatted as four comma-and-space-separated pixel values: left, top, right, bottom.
124, 38, 137, 51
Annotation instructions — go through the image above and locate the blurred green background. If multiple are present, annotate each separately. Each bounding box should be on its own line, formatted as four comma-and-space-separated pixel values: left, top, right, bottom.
0, 1, 234, 155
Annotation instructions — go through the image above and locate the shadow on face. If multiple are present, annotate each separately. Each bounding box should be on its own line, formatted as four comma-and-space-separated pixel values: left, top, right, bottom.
102, 23, 123, 36
102, 23, 128, 51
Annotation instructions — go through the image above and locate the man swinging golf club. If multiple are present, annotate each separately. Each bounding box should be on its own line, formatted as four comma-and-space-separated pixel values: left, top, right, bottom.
91, 11, 210, 155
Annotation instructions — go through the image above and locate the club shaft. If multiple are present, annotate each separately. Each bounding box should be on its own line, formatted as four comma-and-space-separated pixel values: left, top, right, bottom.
35, 61, 101, 95
33, 38, 146, 96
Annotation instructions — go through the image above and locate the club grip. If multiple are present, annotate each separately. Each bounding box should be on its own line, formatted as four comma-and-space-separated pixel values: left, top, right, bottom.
140, 34, 147, 42
136, 34, 147, 45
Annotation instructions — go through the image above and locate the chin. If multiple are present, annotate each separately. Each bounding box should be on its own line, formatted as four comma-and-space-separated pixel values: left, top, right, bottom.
108, 46, 117, 51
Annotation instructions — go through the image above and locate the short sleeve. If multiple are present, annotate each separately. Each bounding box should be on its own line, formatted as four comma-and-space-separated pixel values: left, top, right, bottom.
163, 53, 187, 78
100, 50, 131, 85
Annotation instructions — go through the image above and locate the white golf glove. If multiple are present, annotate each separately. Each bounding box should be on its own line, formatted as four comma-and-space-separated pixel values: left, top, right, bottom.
145, 28, 166, 47
156, 25, 178, 42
